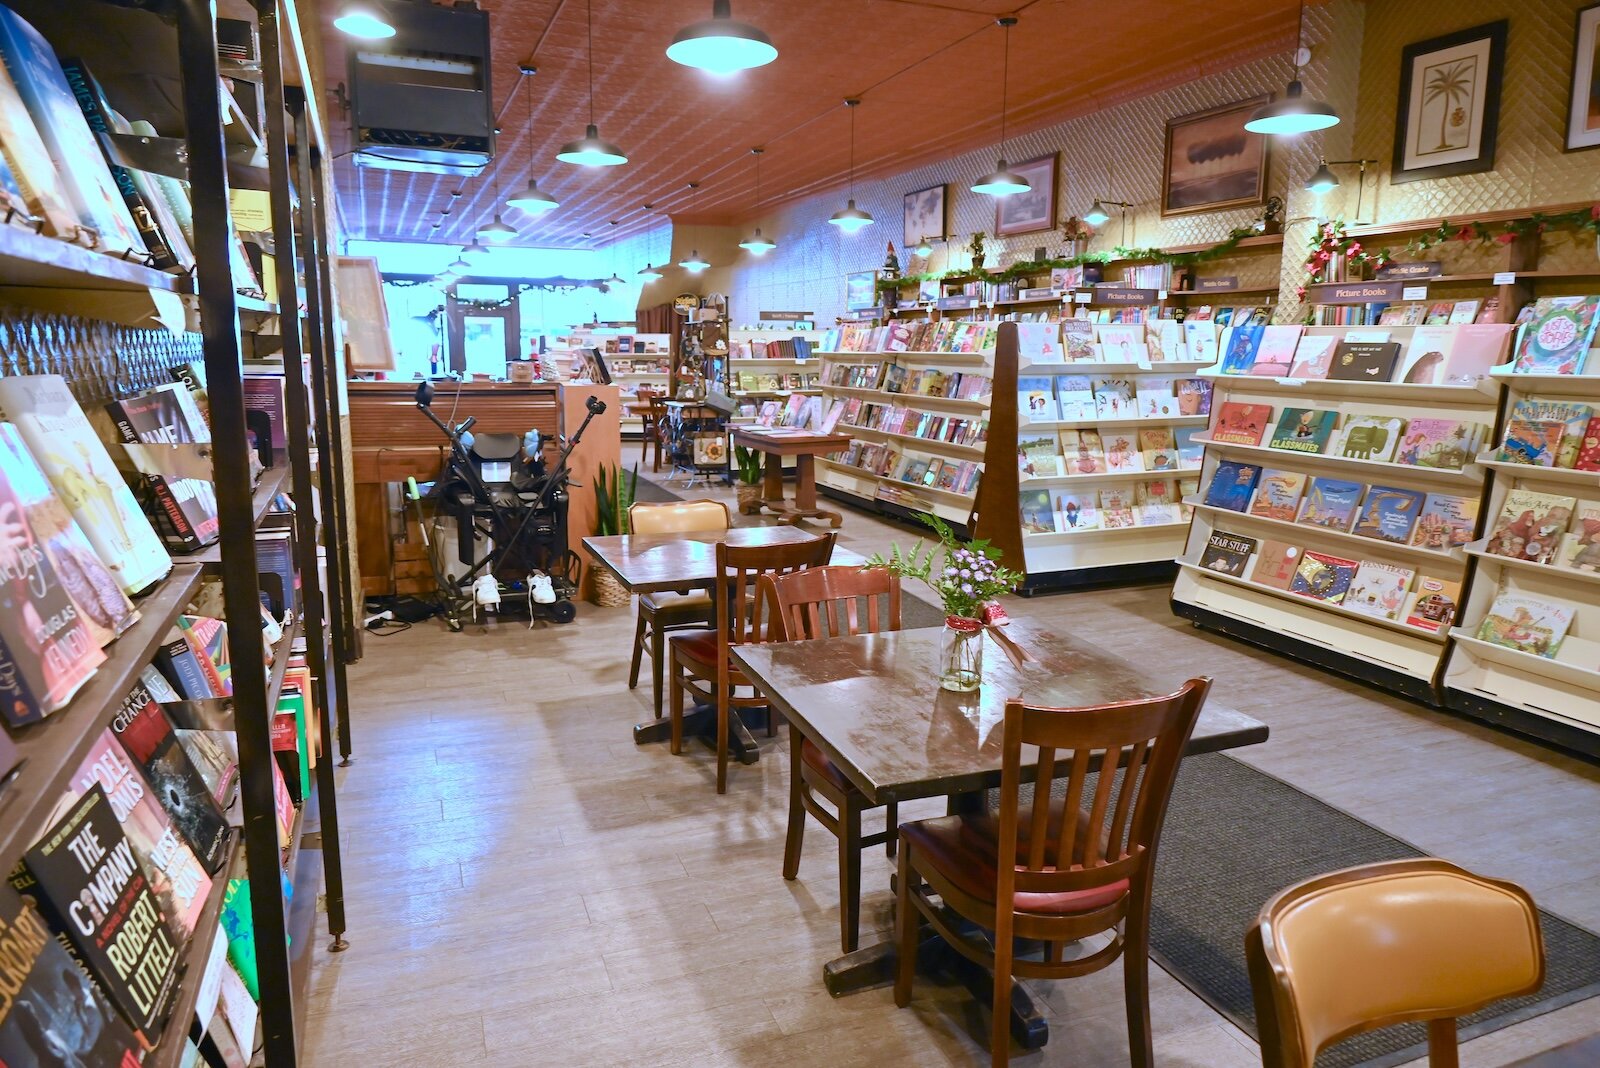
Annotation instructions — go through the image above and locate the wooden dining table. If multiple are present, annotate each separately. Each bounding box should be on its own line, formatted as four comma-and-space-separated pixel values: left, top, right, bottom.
731, 619, 1269, 1051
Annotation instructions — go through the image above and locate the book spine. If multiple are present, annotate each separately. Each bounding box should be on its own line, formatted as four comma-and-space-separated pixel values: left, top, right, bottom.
105, 398, 139, 444
155, 636, 214, 700
148, 475, 201, 550
0, 631, 46, 726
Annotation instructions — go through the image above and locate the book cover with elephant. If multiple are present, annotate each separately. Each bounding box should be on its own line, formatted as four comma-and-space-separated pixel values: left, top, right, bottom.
1337, 415, 1404, 463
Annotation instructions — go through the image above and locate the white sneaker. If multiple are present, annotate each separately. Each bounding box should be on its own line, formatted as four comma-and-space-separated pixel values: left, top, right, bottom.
473, 574, 501, 606
529, 572, 556, 604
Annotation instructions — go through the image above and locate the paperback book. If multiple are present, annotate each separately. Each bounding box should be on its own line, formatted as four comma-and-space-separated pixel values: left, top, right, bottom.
1476, 592, 1576, 657
1344, 560, 1415, 620
1405, 575, 1462, 633
1202, 460, 1261, 512
1484, 489, 1576, 564
1268, 408, 1338, 454
1561, 498, 1600, 572
1250, 540, 1302, 589
1297, 477, 1365, 531
1410, 493, 1479, 551
1248, 469, 1307, 521
1209, 402, 1273, 445
1351, 485, 1427, 544
1288, 550, 1359, 604
109, 682, 230, 875
1198, 532, 1257, 576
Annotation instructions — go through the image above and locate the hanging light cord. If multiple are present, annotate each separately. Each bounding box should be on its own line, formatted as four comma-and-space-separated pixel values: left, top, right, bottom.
586, 0, 596, 126
753, 150, 761, 212
848, 101, 857, 199
1292, 0, 1305, 76
998, 19, 1011, 160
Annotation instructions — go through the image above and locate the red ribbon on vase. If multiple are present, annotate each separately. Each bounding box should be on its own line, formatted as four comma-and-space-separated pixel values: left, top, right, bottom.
946, 603, 1036, 668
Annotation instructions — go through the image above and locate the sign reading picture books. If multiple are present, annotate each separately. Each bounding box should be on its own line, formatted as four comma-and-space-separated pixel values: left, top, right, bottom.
993, 153, 1058, 237
1391, 20, 1507, 183
1162, 96, 1269, 216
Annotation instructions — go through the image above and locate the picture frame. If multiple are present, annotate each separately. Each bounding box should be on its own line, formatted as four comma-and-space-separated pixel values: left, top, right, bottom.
902, 184, 947, 248
1568, 4, 1600, 151
845, 270, 878, 311
1391, 20, 1507, 183
1161, 96, 1270, 216
993, 153, 1058, 237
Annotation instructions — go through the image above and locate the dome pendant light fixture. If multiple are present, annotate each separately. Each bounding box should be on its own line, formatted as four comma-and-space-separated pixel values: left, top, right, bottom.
738, 148, 777, 254
1245, 0, 1340, 135
460, 237, 489, 262
333, 3, 395, 38
507, 69, 559, 214
828, 99, 874, 233
666, 0, 777, 76
913, 236, 934, 258
971, 17, 1030, 197
679, 182, 712, 271
637, 263, 663, 282
1305, 159, 1339, 194
558, 0, 629, 166
477, 213, 518, 243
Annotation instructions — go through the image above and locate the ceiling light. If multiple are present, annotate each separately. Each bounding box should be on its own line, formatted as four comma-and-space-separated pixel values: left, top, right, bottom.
477, 213, 518, 243
913, 237, 934, 258
558, 0, 628, 166
507, 178, 558, 213
828, 99, 873, 233
679, 251, 710, 272
1083, 198, 1132, 243
460, 238, 488, 262
666, 0, 777, 75
333, 4, 395, 38
1083, 200, 1111, 227
739, 147, 777, 254
605, 272, 626, 286
1246, 1, 1340, 135
972, 17, 1030, 198
1305, 159, 1339, 194
447, 256, 471, 273
637, 263, 663, 281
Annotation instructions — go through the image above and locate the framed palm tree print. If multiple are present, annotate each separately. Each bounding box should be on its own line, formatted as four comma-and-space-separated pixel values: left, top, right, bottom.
1391, 20, 1507, 184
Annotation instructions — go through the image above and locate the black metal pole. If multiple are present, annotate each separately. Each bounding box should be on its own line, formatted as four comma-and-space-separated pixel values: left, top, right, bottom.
173, 0, 296, 1063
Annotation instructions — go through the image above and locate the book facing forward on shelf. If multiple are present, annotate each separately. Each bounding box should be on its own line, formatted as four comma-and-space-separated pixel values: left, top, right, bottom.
1395, 418, 1480, 470
1054, 491, 1100, 531
1209, 402, 1273, 446
1351, 485, 1427, 545
1248, 469, 1306, 521
1287, 334, 1338, 380
1411, 492, 1479, 550
1198, 531, 1257, 577
1058, 429, 1105, 475
1202, 460, 1261, 512
1250, 540, 1302, 589
1267, 408, 1338, 454
1218, 323, 1264, 375
1018, 377, 1056, 422
1497, 400, 1592, 469
0, 44, 80, 238
1405, 574, 1461, 633
1483, 489, 1576, 564
1511, 296, 1598, 375
1475, 591, 1576, 657
109, 682, 230, 876
1288, 550, 1359, 604
1336, 415, 1404, 463
1344, 560, 1415, 621
1054, 375, 1096, 421
1019, 488, 1056, 534
1018, 434, 1064, 478
1246, 325, 1303, 377
1297, 477, 1364, 531
1328, 341, 1402, 382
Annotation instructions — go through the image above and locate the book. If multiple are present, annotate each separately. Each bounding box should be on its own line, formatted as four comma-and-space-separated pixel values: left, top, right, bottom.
1019, 489, 1056, 534
1328, 341, 1402, 382
1202, 460, 1261, 512
1183, 321, 1218, 363
1209, 402, 1273, 445
1174, 377, 1212, 416
1098, 324, 1145, 364
0, 376, 171, 595
1250, 540, 1302, 589
1561, 498, 1600, 572
1409, 493, 1479, 551
1062, 320, 1096, 362
1173, 426, 1206, 469
0, 882, 143, 1066
1351, 485, 1427, 544
1058, 429, 1105, 474
1398, 326, 1455, 384
1574, 417, 1600, 472
1018, 435, 1063, 478
1395, 418, 1479, 470
1138, 427, 1178, 472
1267, 408, 1338, 454
0, 48, 79, 238
1287, 550, 1359, 603
1101, 431, 1142, 473
1219, 323, 1264, 374
1483, 489, 1576, 564
177, 616, 231, 697
1092, 378, 1136, 420
1344, 560, 1415, 620
1053, 491, 1099, 530
1099, 486, 1136, 528
11, 785, 180, 1048
1337, 415, 1404, 462
109, 683, 229, 876
154, 625, 217, 700
1018, 376, 1057, 422
1246, 325, 1303, 377
1248, 469, 1306, 521
1501, 400, 1592, 468
1136, 376, 1177, 418
1476, 592, 1576, 657
1512, 296, 1598, 375
1053, 375, 1096, 421
218, 879, 258, 1000
1296, 477, 1365, 531
1287, 334, 1338, 379
1198, 531, 1257, 576
818, 400, 845, 434
1404, 575, 1462, 632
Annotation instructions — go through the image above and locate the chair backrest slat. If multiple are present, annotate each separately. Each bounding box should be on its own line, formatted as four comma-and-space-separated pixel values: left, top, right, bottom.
1106, 738, 1148, 862
1027, 746, 1057, 871
715, 534, 837, 651
762, 565, 903, 644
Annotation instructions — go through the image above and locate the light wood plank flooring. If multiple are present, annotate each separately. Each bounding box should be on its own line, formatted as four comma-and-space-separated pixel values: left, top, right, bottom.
303, 475, 1600, 1066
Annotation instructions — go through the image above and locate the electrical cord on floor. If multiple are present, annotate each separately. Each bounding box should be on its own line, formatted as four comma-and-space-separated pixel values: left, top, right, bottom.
365, 619, 413, 637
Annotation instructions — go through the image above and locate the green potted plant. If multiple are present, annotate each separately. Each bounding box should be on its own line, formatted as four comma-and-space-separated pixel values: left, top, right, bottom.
591, 462, 637, 607
732, 445, 764, 515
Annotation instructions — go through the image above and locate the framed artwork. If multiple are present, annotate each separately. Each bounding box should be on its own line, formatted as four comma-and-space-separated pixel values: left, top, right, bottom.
845, 270, 878, 311
1162, 96, 1270, 216
1391, 20, 1507, 183
993, 154, 1058, 237
903, 184, 947, 248
1568, 4, 1600, 151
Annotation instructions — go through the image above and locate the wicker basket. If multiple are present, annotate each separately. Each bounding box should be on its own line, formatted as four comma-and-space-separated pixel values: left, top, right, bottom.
591, 568, 631, 608
735, 483, 764, 515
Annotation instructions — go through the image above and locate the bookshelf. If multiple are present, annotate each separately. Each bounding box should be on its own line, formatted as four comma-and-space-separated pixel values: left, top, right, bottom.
1441, 357, 1600, 758
0, 0, 351, 1064
1170, 324, 1511, 703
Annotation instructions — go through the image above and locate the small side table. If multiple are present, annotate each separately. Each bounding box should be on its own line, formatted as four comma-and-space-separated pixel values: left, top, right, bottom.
730, 428, 851, 526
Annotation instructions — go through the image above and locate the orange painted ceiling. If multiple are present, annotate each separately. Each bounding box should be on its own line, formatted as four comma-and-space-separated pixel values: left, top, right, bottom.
326, 0, 1304, 248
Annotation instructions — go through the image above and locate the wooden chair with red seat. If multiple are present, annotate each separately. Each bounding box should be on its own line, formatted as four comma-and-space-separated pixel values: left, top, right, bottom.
1246, 858, 1545, 1068
627, 500, 730, 719
668, 532, 836, 794
894, 677, 1212, 1068
634, 387, 666, 472
762, 565, 902, 953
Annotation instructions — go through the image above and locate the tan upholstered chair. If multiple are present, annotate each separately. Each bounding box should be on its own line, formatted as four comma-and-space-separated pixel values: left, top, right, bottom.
1246, 859, 1546, 1068
626, 500, 730, 718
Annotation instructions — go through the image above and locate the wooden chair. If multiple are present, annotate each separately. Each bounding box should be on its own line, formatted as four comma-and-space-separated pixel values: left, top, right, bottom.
1246, 859, 1545, 1068
627, 500, 731, 719
635, 388, 667, 472
763, 565, 902, 953
894, 677, 1212, 1068
668, 532, 836, 794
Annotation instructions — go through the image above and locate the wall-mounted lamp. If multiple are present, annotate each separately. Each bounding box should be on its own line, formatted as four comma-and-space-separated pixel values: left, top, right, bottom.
1083, 198, 1133, 245
1305, 158, 1377, 219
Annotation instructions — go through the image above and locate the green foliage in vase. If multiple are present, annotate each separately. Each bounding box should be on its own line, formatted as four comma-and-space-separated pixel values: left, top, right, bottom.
864, 513, 1022, 619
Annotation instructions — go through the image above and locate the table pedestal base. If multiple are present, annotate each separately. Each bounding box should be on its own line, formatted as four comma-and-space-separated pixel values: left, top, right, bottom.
631, 703, 763, 764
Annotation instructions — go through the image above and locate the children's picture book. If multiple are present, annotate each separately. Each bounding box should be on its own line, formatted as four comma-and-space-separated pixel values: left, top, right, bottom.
1250, 540, 1302, 589
1102, 431, 1143, 472
1209, 402, 1274, 445
1476, 592, 1576, 657
1054, 491, 1100, 530
1017, 376, 1058, 422
1404, 574, 1462, 632
1399, 326, 1456, 384
1267, 407, 1339, 454
1062, 320, 1096, 362
1175, 377, 1213, 416
1095, 324, 1143, 365
1015, 322, 1063, 363
1199, 531, 1257, 576
1136, 376, 1177, 418
1100, 486, 1137, 528
1054, 375, 1097, 421
1296, 477, 1365, 531
1575, 417, 1600, 472
1059, 429, 1107, 474
1019, 488, 1057, 534
1560, 498, 1600, 572
1351, 485, 1427, 544
1135, 479, 1181, 525
1138, 427, 1178, 472
1497, 418, 1565, 468
1173, 426, 1207, 469
1092, 378, 1136, 420
1246, 325, 1304, 377
1511, 296, 1598, 375
1409, 493, 1480, 551
1288, 550, 1359, 604
1395, 418, 1479, 470
1150, 320, 1185, 363
1502, 400, 1593, 468
1248, 469, 1307, 521
1329, 341, 1402, 382
1202, 460, 1261, 512
1287, 334, 1338, 379
1344, 560, 1415, 620
1017, 435, 1062, 478
818, 400, 846, 434
1184, 320, 1219, 364
1218, 324, 1264, 374
1483, 489, 1576, 564
1337, 415, 1405, 462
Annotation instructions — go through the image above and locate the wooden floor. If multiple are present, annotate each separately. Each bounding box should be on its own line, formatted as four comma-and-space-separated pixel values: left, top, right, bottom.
303, 474, 1600, 1067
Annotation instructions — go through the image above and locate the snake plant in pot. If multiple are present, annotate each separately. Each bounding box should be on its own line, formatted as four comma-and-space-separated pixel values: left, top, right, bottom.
591, 462, 637, 606
733, 445, 764, 515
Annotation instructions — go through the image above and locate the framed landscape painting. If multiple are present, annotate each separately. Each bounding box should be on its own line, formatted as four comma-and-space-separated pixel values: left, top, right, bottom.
993, 154, 1057, 237
845, 270, 878, 311
1569, 4, 1600, 151
1391, 20, 1507, 182
903, 184, 947, 248
1162, 96, 1269, 216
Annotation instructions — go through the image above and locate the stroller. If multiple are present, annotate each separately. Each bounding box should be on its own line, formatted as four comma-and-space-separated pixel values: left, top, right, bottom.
408, 380, 605, 630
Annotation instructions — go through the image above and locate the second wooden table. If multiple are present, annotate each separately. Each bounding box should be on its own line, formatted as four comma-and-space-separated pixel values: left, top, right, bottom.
731, 427, 852, 527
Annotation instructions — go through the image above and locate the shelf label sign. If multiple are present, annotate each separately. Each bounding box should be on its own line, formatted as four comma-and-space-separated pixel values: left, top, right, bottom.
1401, 285, 1430, 301
1492, 271, 1517, 285
936, 295, 977, 310
759, 311, 811, 321
1376, 261, 1442, 279
1018, 287, 1056, 300
1194, 275, 1239, 292
1304, 280, 1404, 304
1093, 287, 1161, 306
1073, 291, 1092, 303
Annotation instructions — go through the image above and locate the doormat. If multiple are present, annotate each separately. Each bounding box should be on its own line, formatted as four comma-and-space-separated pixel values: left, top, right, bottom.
1151, 752, 1600, 1066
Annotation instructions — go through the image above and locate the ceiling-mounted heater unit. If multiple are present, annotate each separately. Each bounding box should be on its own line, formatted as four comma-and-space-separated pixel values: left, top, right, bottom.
348, 0, 494, 176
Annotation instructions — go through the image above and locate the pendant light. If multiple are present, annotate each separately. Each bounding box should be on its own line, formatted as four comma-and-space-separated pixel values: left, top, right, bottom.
666, 0, 777, 75
333, 4, 395, 38
971, 17, 1030, 197
679, 183, 711, 271
637, 264, 663, 282
506, 68, 559, 214
557, 0, 628, 166
460, 237, 489, 263
477, 213, 518, 243
828, 99, 873, 233
1245, 0, 1340, 135
738, 148, 777, 254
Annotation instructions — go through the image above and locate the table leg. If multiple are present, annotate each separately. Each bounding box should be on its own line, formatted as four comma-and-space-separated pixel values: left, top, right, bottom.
633, 702, 760, 764
762, 450, 784, 508
793, 454, 817, 511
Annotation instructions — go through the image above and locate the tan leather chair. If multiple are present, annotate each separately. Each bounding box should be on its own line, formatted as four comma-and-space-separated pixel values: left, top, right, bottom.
1247, 859, 1545, 1068
626, 500, 731, 718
